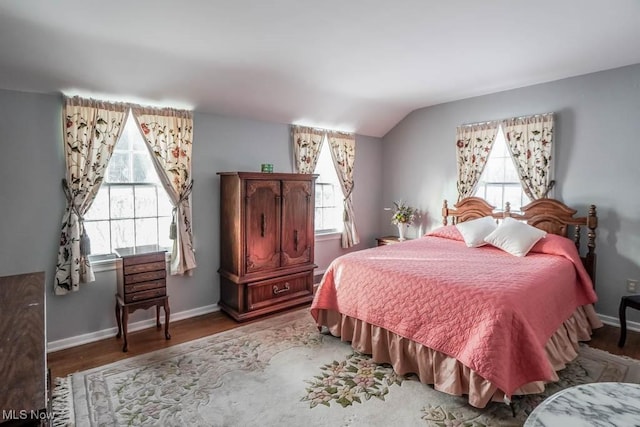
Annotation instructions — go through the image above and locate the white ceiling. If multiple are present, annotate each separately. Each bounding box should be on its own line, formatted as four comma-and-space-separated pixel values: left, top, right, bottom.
1, 1, 639, 137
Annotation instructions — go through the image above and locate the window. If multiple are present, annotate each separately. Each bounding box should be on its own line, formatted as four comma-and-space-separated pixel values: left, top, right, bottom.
84, 111, 173, 259
473, 126, 531, 212
314, 138, 343, 234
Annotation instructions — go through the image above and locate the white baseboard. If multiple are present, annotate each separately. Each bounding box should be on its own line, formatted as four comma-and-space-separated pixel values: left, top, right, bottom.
598, 313, 640, 332
47, 303, 220, 353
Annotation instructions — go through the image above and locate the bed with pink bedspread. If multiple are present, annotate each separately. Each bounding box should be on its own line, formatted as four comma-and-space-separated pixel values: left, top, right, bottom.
310, 197, 602, 408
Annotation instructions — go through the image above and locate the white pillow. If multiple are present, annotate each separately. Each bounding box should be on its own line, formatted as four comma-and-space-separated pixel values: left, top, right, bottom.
455, 216, 497, 247
483, 217, 547, 257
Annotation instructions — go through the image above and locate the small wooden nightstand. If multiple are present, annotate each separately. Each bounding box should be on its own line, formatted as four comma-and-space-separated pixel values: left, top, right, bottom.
376, 236, 411, 246
115, 245, 170, 352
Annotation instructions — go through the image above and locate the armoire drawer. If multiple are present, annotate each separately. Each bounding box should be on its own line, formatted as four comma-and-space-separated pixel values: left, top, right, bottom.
247, 272, 312, 311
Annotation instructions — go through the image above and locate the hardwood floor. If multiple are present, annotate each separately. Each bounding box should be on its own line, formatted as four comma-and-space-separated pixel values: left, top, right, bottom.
47, 307, 640, 379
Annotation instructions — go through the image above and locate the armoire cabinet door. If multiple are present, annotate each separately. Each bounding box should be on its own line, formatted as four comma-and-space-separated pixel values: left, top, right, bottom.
245, 180, 281, 273
281, 180, 313, 267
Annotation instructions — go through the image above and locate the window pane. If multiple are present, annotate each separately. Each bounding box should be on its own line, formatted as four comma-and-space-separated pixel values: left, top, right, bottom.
135, 186, 158, 217
313, 138, 343, 233
473, 126, 532, 213
484, 161, 504, 183
485, 185, 503, 210
323, 184, 335, 208
131, 131, 148, 151
326, 207, 342, 231
504, 158, 520, 182
475, 183, 486, 200
133, 153, 157, 183
158, 216, 173, 248
85, 186, 110, 220
111, 219, 135, 250
315, 208, 324, 230
494, 138, 508, 157
504, 186, 525, 211
157, 187, 173, 217
84, 220, 111, 255
135, 218, 158, 246
115, 129, 132, 151
107, 152, 131, 183
86, 111, 174, 260
110, 186, 134, 219
315, 184, 323, 207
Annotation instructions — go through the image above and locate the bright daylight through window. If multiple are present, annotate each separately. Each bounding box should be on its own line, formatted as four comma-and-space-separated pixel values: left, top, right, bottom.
314, 138, 343, 234
84, 111, 172, 259
473, 126, 531, 212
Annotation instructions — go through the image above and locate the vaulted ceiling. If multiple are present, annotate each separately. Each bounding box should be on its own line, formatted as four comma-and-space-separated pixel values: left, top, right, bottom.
1, 1, 639, 137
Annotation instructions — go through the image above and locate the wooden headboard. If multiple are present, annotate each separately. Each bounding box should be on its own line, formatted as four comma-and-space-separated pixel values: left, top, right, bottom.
442, 197, 598, 287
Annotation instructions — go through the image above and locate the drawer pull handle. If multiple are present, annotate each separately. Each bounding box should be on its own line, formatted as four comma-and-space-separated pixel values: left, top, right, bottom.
273, 283, 290, 295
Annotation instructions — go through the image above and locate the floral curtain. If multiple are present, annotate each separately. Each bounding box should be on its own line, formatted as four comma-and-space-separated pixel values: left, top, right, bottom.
327, 131, 360, 248
131, 106, 196, 275
455, 121, 500, 200
501, 113, 554, 200
292, 125, 325, 173
55, 96, 128, 295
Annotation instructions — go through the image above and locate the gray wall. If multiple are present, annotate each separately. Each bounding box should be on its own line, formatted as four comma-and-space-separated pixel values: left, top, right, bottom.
0, 89, 383, 343
382, 63, 640, 322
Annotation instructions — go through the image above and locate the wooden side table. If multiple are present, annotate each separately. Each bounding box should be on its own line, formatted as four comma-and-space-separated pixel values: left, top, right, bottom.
618, 294, 640, 347
114, 246, 171, 352
115, 294, 170, 352
376, 235, 411, 246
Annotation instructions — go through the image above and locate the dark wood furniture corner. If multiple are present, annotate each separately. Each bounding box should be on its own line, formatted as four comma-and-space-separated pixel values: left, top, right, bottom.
618, 294, 640, 348
217, 172, 317, 321
376, 235, 410, 246
115, 247, 170, 352
0, 272, 47, 425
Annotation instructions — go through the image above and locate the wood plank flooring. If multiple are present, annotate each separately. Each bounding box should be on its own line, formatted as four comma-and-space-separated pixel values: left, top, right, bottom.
48, 306, 640, 379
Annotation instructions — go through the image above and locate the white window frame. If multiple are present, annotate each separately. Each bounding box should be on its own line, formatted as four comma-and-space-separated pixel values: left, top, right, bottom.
473, 125, 533, 213
313, 137, 343, 239
85, 111, 172, 270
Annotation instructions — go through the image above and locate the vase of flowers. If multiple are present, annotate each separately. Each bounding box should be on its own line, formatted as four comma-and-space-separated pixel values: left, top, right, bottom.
391, 200, 416, 241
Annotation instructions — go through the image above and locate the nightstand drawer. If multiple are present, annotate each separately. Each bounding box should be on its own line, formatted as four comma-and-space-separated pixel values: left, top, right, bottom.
125, 287, 166, 303
247, 272, 312, 311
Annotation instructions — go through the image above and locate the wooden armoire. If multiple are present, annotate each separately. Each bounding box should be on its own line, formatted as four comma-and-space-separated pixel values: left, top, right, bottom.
217, 172, 317, 321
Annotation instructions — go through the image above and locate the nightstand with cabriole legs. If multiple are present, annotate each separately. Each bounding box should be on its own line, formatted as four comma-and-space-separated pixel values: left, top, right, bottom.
376, 235, 412, 246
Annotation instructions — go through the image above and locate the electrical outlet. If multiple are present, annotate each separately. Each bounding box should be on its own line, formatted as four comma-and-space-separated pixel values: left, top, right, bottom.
627, 279, 639, 293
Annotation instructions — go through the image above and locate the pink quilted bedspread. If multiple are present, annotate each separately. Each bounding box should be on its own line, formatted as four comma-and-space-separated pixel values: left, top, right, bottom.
310, 227, 597, 396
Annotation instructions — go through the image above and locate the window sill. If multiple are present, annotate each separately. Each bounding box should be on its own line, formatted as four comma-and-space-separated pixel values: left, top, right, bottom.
315, 231, 342, 242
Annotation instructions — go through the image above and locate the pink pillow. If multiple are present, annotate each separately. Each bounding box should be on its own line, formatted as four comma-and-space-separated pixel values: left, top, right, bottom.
426, 225, 464, 242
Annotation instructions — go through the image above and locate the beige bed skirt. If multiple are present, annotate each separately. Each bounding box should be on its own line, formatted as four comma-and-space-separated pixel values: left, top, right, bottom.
314, 305, 603, 408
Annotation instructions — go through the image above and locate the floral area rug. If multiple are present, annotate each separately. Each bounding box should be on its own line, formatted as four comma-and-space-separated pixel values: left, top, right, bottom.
52, 309, 640, 426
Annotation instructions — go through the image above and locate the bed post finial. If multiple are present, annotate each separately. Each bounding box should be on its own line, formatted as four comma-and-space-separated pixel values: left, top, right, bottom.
503, 201, 511, 219
442, 200, 449, 226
